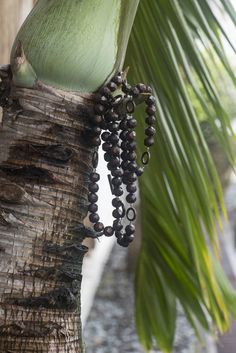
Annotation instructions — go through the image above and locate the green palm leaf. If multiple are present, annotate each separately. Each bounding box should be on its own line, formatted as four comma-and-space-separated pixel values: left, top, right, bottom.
126, 1, 236, 352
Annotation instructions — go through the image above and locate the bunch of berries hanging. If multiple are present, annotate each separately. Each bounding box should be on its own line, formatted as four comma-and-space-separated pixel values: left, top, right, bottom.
87, 71, 156, 247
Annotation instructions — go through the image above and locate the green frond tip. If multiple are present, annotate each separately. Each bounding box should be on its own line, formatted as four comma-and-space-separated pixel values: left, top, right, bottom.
126, 0, 236, 351
135, 252, 177, 353
11, 41, 37, 88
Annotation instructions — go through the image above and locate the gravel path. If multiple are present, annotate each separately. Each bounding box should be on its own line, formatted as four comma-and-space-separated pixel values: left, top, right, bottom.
83, 244, 197, 353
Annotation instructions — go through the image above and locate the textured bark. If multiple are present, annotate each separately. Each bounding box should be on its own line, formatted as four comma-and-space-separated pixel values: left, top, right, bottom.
0, 68, 95, 352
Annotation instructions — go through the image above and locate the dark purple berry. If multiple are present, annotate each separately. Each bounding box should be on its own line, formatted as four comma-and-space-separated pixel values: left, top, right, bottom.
88, 193, 98, 203
127, 131, 136, 141
112, 75, 123, 85
89, 183, 99, 193
104, 152, 111, 162
113, 209, 123, 218
88, 203, 98, 213
89, 213, 99, 223
112, 177, 122, 187
120, 130, 128, 141
113, 220, 123, 232
127, 118, 137, 129
144, 137, 155, 147
107, 82, 117, 92
101, 131, 110, 141
145, 126, 156, 136
125, 224, 135, 235
146, 105, 156, 115
100, 95, 108, 105
113, 187, 123, 197
108, 123, 119, 132
145, 116, 156, 125
127, 162, 137, 172
109, 158, 120, 169
119, 120, 128, 130
128, 151, 137, 161
136, 83, 147, 93
109, 133, 119, 144
102, 142, 111, 152
121, 151, 129, 161
94, 222, 104, 232
126, 193, 136, 204
121, 141, 129, 150
127, 184, 137, 193
127, 173, 137, 183
112, 197, 122, 208
121, 160, 130, 170
106, 111, 119, 122
111, 146, 120, 156
90, 173, 100, 182
127, 141, 136, 151
146, 95, 156, 105
131, 86, 139, 97
125, 234, 135, 243
136, 166, 144, 177
104, 226, 114, 237
112, 168, 123, 177
117, 236, 129, 247
100, 86, 111, 97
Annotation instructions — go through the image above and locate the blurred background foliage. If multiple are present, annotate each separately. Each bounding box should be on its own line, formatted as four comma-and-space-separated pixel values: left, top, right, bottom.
125, 0, 236, 352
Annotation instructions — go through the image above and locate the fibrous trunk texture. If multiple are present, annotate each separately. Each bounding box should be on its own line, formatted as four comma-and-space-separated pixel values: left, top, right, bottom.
0, 67, 95, 352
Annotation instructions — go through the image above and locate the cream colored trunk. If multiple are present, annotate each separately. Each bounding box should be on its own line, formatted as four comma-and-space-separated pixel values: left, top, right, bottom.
0, 69, 94, 352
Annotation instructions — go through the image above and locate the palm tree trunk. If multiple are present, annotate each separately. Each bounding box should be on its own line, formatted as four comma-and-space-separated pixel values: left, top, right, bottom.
0, 68, 93, 352
0, 1, 139, 351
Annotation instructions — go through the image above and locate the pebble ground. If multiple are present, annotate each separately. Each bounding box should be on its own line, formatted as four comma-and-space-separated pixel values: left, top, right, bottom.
84, 244, 197, 353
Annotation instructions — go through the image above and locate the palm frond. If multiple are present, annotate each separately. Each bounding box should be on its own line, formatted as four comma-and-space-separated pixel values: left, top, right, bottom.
126, 0, 236, 352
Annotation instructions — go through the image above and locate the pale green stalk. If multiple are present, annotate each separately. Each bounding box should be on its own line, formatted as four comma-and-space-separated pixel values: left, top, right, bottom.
11, 0, 139, 92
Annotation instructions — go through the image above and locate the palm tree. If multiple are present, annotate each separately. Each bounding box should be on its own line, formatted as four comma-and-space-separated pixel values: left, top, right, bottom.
0, 1, 236, 352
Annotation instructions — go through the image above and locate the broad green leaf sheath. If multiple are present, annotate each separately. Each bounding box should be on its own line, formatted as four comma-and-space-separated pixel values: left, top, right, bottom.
11, 0, 139, 92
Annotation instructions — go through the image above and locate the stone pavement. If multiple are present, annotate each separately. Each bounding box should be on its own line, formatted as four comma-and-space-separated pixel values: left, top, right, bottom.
83, 244, 197, 353
217, 173, 236, 353
217, 321, 236, 353
217, 240, 236, 353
